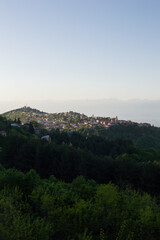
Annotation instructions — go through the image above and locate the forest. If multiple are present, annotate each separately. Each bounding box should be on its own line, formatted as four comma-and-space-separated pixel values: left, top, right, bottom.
0, 115, 160, 239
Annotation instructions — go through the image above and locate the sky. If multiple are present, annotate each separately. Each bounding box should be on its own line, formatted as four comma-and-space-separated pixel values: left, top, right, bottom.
0, 0, 160, 123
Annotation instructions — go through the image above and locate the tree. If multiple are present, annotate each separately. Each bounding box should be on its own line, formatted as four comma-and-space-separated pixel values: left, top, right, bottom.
29, 122, 35, 134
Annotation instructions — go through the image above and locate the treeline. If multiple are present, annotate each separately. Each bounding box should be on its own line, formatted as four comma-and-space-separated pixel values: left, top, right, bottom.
0, 166, 160, 240
1, 127, 160, 195
77, 125, 160, 149
0, 115, 11, 131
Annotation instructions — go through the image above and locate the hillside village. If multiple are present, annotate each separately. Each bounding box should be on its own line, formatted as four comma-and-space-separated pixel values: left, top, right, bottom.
2, 106, 151, 132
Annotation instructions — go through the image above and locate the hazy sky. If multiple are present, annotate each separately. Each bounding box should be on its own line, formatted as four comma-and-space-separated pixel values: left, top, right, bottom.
0, 0, 160, 102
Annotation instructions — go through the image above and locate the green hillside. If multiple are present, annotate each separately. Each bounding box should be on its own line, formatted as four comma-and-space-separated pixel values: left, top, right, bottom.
2, 106, 87, 125
2, 106, 47, 123
1, 113, 160, 239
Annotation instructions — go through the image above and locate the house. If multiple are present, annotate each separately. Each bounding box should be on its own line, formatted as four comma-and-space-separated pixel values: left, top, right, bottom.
11, 123, 20, 127
0, 130, 7, 136
41, 135, 51, 142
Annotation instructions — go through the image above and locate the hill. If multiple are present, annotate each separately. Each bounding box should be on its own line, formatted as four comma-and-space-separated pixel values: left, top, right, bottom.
2, 107, 89, 129
3, 106, 46, 115
2, 106, 47, 123
2, 106, 151, 132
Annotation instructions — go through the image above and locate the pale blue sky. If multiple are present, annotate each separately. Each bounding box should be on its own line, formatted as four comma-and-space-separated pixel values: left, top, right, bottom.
0, 0, 160, 102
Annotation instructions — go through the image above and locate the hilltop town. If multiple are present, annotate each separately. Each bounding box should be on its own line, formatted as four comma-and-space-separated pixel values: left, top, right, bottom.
2, 106, 151, 131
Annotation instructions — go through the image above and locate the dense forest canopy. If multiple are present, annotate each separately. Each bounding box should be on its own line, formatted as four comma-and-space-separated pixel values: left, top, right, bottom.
1, 114, 160, 239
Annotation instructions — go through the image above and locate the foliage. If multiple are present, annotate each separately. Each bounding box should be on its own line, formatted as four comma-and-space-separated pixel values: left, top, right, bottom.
0, 166, 159, 239
1, 114, 160, 238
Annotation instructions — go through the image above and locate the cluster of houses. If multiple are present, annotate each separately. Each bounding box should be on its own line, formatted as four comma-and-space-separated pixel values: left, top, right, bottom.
26, 114, 151, 131
39, 115, 151, 131
0, 111, 151, 137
